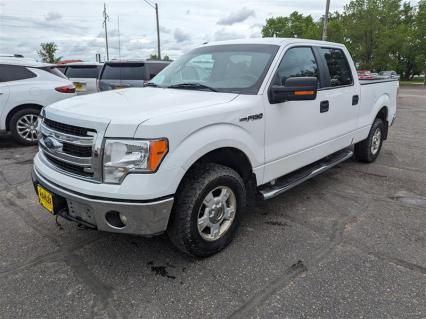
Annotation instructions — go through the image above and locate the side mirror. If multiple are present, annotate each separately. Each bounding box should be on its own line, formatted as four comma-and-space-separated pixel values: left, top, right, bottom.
269, 77, 318, 104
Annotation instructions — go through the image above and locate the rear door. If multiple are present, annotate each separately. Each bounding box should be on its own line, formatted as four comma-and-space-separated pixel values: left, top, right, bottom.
315, 47, 359, 141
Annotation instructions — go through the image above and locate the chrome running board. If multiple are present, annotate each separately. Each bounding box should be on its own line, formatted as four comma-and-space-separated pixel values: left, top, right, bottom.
259, 149, 353, 200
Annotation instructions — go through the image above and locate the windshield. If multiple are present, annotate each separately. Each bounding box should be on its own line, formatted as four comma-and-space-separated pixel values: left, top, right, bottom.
150, 44, 279, 94
101, 63, 146, 81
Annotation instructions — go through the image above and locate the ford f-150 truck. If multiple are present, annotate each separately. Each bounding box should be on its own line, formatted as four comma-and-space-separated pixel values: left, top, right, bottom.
32, 38, 398, 257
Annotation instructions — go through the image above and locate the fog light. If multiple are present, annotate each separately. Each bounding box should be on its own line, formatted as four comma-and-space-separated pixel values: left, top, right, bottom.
119, 214, 127, 225
105, 211, 126, 229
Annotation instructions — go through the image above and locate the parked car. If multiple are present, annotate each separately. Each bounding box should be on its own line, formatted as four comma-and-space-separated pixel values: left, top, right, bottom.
60, 62, 103, 95
379, 70, 400, 79
33, 38, 398, 257
97, 60, 170, 91
357, 70, 374, 80
0, 58, 76, 145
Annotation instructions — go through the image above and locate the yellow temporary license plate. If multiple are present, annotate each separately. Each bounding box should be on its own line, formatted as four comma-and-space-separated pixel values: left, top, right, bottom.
74, 82, 86, 92
37, 185, 54, 213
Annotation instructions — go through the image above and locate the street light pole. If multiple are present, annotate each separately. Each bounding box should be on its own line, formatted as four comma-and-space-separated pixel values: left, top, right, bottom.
155, 3, 161, 60
143, 0, 161, 60
322, 0, 331, 41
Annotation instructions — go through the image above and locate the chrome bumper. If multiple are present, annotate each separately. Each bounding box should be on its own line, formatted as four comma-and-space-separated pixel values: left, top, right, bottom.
32, 167, 174, 236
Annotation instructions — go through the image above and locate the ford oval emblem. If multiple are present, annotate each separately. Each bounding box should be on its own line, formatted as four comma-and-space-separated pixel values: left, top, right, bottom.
44, 136, 63, 151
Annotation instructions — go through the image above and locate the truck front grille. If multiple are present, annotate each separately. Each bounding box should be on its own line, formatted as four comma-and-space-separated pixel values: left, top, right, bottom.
62, 143, 92, 157
44, 153, 94, 177
39, 118, 102, 182
44, 118, 96, 137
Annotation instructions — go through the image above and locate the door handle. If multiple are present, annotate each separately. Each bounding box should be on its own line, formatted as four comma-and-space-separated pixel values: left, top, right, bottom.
352, 95, 359, 105
320, 100, 329, 113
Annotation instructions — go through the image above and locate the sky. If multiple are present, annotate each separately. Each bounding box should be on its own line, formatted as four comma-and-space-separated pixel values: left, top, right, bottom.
0, 0, 421, 62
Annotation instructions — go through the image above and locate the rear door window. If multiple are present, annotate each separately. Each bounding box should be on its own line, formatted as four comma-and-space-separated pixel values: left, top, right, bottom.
65, 66, 100, 78
101, 63, 146, 80
0, 64, 37, 82
41, 66, 68, 79
319, 48, 353, 87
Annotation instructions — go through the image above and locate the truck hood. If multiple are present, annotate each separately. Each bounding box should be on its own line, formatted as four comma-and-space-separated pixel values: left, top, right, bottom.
44, 87, 238, 137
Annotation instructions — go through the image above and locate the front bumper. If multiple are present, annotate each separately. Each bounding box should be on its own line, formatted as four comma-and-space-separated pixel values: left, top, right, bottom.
32, 167, 174, 236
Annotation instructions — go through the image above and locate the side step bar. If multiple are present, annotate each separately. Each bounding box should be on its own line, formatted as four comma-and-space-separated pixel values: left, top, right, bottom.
259, 149, 353, 200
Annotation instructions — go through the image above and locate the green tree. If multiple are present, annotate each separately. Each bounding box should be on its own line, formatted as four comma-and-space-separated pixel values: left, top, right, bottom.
415, 0, 426, 83
262, 11, 320, 39
37, 42, 61, 63
261, 0, 425, 80
148, 53, 171, 61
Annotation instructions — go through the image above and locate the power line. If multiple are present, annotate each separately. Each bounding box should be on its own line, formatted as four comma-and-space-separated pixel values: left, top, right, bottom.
142, 0, 155, 9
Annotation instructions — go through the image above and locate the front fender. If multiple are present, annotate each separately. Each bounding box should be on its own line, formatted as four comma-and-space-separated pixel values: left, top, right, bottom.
168, 123, 264, 187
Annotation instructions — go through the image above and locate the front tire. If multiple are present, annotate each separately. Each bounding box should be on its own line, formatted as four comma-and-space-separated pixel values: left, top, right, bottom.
167, 163, 246, 257
354, 118, 385, 163
10, 108, 41, 146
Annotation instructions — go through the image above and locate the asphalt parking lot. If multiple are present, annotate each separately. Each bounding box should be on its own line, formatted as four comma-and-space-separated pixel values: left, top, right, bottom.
0, 86, 425, 319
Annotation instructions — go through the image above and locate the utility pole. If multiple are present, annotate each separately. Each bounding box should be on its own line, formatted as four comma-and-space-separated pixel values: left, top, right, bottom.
118, 16, 121, 60
143, 0, 161, 60
322, 0, 331, 41
103, 3, 110, 60
155, 3, 161, 60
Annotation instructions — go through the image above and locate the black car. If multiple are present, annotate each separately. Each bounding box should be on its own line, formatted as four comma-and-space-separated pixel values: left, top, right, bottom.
98, 60, 171, 92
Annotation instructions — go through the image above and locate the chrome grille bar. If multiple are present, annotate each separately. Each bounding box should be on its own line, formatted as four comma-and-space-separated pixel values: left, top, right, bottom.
38, 118, 103, 183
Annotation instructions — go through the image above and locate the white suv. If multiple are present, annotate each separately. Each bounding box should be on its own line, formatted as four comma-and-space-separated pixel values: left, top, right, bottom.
0, 58, 76, 145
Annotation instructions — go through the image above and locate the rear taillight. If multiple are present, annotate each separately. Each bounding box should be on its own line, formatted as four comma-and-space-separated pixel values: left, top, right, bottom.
55, 84, 76, 93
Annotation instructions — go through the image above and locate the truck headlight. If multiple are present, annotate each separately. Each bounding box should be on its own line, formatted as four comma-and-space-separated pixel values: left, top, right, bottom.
103, 139, 168, 184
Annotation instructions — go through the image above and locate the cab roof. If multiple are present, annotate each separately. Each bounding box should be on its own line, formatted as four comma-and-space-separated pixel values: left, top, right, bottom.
202, 37, 346, 49
104, 59, 171, 64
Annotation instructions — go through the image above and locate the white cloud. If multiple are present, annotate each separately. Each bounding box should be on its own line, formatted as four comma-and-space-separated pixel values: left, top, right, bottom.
45, 11, 62, 22
2, 0, 419, 62
174, 28, 191, 43
217, 7, 255, 25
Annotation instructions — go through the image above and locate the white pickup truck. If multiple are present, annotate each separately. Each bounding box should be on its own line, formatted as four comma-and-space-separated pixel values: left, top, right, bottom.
32, 38, 398, 257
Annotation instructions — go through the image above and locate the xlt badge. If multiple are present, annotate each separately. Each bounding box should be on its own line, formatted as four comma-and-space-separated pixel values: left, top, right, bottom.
239, 113, 263, 122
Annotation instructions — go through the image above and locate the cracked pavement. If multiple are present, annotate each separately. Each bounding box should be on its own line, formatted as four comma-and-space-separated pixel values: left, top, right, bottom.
1, 86, 425, 318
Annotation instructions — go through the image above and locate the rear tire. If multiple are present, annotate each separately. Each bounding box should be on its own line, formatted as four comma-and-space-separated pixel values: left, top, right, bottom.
10, 108, 41, 146
167, 163, 246, 257
354, 118, 385, 163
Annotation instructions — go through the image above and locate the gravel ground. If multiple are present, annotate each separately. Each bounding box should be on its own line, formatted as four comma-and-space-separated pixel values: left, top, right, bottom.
0, 86, 425, 319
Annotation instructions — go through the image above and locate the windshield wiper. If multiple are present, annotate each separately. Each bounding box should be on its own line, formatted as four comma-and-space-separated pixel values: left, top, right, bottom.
168, 83, 218, 92
145, 82, 159, 87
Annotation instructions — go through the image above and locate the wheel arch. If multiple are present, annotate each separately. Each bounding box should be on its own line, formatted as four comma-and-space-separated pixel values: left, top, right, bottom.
5, 103, 43, 131
375, 105, 389, 140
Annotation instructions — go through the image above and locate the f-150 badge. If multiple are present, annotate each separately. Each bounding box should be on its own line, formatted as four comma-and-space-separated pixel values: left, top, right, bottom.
239, 113, 263, 122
